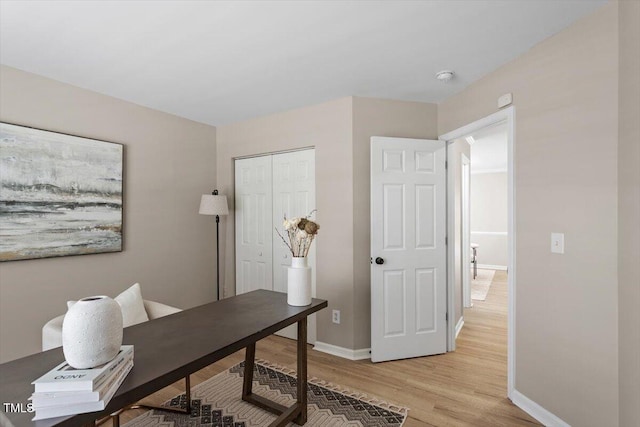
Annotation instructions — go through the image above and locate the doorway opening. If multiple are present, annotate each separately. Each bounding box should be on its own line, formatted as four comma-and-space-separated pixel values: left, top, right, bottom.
439, 106, 516, 397
466, 122, 509, 306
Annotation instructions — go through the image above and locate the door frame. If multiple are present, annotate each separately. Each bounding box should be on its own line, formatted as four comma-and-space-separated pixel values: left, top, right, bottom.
439, 106, 515, 397
461, 154, 471, 309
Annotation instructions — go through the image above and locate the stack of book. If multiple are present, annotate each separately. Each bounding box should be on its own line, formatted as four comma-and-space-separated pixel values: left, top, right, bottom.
30, 345, 134, 421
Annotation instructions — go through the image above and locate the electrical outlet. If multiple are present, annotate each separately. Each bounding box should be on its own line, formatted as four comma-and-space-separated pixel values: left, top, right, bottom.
332, 310, 340, 324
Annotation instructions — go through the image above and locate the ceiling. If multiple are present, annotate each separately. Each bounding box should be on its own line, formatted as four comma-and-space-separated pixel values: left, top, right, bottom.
0, 0, 607, 126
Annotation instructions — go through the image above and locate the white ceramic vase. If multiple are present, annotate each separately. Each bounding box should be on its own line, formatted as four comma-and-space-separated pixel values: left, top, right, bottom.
287, 257, 312, 306
62, 296, 123, 369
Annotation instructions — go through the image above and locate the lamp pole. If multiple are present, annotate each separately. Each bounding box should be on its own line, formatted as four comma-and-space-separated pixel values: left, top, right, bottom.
213, 189, 221, 301
199, 189, 228, 301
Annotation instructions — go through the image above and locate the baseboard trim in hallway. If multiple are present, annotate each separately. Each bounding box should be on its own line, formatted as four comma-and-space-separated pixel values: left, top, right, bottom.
455, 317, 464, 338
510, 388, 571, 427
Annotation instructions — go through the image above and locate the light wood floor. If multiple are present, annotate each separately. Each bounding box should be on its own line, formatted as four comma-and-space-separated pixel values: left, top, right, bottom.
117, 270, 540, 426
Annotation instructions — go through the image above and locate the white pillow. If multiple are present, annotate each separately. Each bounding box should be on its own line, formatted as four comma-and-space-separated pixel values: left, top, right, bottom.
67, 283, 149, 328
114, 283, 149, 327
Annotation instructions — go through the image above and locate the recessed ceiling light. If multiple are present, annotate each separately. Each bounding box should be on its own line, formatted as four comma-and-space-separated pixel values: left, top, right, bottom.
436, 70, 455, 82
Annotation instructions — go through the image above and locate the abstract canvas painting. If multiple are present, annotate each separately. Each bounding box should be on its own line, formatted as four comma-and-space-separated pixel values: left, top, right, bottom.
0, 123, 123, 261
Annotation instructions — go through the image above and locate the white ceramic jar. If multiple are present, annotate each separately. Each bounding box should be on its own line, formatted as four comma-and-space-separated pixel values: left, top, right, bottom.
62, 296, 123, 369
287, 257, 312, 306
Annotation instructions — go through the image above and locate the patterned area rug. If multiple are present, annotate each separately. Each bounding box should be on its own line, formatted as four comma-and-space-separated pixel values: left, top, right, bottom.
124, 360, 408, 427
471, 269, 495, 301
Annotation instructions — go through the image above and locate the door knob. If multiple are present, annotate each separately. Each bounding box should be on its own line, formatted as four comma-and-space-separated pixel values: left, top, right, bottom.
375, 257, 385, 265
258, 252, 262, 256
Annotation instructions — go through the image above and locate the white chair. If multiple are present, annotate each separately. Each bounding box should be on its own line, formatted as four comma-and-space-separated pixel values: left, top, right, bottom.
42, 299, 181, 351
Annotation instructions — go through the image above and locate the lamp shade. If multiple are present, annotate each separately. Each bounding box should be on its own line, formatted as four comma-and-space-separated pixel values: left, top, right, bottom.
199, 194, 229, 216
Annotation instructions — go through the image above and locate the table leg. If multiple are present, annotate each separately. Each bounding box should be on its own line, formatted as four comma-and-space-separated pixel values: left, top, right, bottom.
240, 319, 308, 426
184, 375, 192, 413
102, 375, 192, 426
294, 318, 307, 425
242, 343, 256, 400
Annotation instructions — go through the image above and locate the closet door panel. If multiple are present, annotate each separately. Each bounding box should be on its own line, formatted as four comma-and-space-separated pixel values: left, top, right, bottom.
235, 156, 273, 294
272, 150, 316, 343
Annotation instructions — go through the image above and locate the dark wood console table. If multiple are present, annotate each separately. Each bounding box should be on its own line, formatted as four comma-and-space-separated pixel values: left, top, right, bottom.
0, 290, 328, 427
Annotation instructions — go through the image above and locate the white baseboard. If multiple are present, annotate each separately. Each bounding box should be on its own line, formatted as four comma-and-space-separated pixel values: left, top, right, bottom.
477, 264, 507, 271
510, 389, 570, 427
313, 341, 371, 361
455, 317, 464, 338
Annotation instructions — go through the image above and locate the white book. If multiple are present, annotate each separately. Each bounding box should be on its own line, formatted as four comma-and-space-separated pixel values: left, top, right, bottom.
31, 357, 133, 407
32, 361, 133, 421
32, 345, 133, 392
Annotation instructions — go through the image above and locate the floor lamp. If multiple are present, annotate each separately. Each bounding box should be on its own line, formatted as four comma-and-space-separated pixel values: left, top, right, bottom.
199, 190, 229, 300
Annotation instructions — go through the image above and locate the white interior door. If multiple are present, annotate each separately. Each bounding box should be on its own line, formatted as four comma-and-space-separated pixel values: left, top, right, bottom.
235, 156, 273, 294
370, 137, 447, 362
272, 149, 316, 344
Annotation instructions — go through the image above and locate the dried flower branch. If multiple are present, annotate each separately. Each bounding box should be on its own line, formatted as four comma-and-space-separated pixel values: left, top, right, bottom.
276, 210, 320, 257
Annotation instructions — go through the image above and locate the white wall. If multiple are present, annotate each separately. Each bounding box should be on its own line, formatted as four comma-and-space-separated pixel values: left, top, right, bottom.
438, 3, 618, 425
217, 96, 438, 351
216, 97, 356, 349
470, 172, 508, 268
0, 66, 218, 363
618, 0, 640, 425
351, 97, 438, 349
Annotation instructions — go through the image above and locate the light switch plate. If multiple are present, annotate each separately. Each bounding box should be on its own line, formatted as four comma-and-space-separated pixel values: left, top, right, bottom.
551, 233, 565, 254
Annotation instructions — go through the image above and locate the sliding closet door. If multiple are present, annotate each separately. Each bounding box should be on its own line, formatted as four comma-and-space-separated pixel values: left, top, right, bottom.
235, 156, 273, 294
234, 150, 316, 344
272, 149, 316, 343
